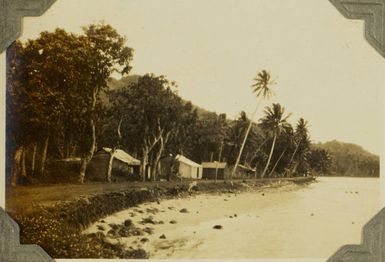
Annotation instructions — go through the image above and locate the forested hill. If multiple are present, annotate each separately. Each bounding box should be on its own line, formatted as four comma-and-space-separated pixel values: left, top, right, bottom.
313, 140, 379, 177
108, 75, 215, 118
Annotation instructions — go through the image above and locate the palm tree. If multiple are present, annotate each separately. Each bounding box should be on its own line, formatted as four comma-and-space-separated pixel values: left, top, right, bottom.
268, 125, 293, 177
260, 103, 291, 178
287, 118, 310, 176
232, 70, 275, 178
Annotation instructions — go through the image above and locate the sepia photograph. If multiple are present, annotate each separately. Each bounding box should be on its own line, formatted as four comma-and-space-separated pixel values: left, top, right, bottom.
2, 0, 384, 260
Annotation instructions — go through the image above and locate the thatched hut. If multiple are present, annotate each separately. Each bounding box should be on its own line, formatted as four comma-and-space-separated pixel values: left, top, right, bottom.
86, 148, 141, 182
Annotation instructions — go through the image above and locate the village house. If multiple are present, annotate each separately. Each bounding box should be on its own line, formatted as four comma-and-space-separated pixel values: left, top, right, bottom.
201, 162, 227, 180
86, 148, 141, 182
160, 154, 203, 180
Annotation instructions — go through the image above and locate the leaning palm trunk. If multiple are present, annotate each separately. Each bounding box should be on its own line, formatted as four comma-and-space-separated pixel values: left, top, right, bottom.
252, 138, 269, 179
261, 134, 277, 178
232, 100, 262, 178
288, 140, 301, 170
268, 147, 287, 177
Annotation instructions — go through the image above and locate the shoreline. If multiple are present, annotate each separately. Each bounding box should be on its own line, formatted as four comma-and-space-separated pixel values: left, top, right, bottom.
7, 177, 315, 258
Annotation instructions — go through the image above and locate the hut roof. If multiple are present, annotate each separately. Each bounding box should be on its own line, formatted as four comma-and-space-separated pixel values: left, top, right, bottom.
102, 148, 141, 166
202, 162, 227, 169
176, 155, 201, 168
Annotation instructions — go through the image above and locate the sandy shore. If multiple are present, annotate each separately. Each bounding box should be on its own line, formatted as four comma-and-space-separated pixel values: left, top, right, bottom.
83, 177, 380, 259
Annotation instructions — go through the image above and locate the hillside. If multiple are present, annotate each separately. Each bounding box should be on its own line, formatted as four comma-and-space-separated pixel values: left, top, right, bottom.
313, 140, 379, 177
108, 75, 141, 90
107, 75, 215, 118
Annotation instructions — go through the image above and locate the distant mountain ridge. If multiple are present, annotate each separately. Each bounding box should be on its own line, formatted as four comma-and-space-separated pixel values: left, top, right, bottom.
313, 140, 379, 177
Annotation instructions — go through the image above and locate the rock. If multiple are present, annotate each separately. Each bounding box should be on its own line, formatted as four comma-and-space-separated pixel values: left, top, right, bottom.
169, 220, 177, 224
142, 227, 154, 235
124, 219, 133, 227
179, 208, 189, 213
141, 216, 156, 224
262, 193, 265, 196
140, 237, 149, 243
229, 216, 233, 218
224, 199, 228, 201
109, 223, 120, 230
168, 206, 174, 210
131, 228, 144, 236
213, 225, 223, 230
310, 213, 314, 216
97, 225, 105, 231
100, 220, 106, 223
107, 229, 118, 237
118, 228, 131, 237
146, 208, 159, 214
234, 214, 237, 217
126, 248, 149, 259
159, 234, 167, 239
158, 220, 164, 224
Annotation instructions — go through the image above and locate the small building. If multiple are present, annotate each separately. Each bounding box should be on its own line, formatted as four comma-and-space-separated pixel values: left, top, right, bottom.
86, 148, 141, 182
202, 162, 227, 180
160, 155, 202, 180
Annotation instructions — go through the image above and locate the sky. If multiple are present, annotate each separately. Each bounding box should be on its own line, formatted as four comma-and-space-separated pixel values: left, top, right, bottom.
16, 0, 385, 154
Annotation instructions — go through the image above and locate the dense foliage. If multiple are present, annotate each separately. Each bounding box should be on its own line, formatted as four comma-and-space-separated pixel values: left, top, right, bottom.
6, 24, 379, 184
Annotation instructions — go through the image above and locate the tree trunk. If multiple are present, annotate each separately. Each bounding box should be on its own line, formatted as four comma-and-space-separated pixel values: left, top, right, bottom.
153, 151, 162, 181
215, 141, 224, 182
79, 89, 98, 183
253, 138, 268, 179
232, 100, 262, 178
268, 147, 287, 177
31, 142, 37, 176
106, 148, 116, 182
288, 140, 301, 170
141, 148, 149, 182
40, 135, 49, 176
261, 134, 277, 178
11, 146, 26, 185
243, 151, 249, 165
79, 118, 96, 183
21, 148, 27, 179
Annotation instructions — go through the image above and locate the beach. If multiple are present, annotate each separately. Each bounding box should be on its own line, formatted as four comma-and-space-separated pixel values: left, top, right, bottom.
83, 176, 380, 259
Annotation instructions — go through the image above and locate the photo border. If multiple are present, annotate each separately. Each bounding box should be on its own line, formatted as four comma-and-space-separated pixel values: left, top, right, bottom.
0, 0, 384, 261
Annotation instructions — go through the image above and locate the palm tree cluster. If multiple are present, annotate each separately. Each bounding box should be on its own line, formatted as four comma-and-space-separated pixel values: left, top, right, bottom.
229, 70, 315, 178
